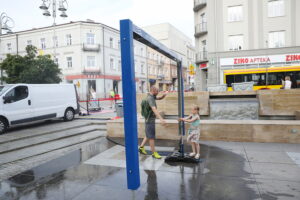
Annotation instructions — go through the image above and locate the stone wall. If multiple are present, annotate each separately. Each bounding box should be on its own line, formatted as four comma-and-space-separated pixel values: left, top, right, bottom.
257, 90, 300, 116
108, 90, 300, 143
137, 90, 300, 117
107, 119, 300, 143
136, 92, 209, 116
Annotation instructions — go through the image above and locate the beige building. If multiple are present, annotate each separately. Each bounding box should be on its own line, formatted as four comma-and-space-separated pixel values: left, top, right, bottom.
143, 23, 195, 90
194, 0, 300, 90
146, 47, 188, 91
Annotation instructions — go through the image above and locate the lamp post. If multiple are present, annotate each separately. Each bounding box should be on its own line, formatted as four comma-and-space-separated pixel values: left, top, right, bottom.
0, 12, 14, 84
0, 12, 14, 35
39, 0, 68, 60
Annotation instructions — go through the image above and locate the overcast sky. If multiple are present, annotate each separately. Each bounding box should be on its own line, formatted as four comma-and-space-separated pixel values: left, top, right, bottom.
1, 0, 194, 42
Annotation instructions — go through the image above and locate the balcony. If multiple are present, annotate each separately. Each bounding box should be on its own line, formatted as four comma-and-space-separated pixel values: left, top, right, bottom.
157, 74, 165, 80
82, 68, 101, 75
194, 23, 207, 37
157, 59, 165, 66
194, 0, 207, 12
195, 51, 208, 64
82, 43, 101, 52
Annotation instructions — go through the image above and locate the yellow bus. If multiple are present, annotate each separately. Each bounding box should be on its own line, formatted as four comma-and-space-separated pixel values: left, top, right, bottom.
224, 65, 300, 91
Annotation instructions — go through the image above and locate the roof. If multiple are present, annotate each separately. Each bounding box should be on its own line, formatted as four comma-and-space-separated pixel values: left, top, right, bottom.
0, 20, 119, 37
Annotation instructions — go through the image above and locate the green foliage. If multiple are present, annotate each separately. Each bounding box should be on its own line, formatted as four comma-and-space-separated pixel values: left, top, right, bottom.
0, 45, 62, 84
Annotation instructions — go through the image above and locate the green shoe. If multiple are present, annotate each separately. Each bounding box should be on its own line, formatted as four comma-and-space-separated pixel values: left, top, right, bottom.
139, 146, 147, 155
152, 151, 162, 159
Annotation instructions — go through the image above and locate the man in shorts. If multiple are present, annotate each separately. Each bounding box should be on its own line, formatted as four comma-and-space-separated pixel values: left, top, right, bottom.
139, 86, 167, 159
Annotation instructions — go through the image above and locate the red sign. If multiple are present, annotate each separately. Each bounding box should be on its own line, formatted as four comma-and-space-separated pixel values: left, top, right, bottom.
286, 54, 300, 62
200, 63, 207, 68
220, 53, 300, 66
234, 57, 270, 65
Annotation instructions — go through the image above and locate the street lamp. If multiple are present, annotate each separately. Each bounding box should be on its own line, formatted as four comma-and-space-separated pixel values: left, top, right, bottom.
0, 12, 14, 35
39, 0, 68, 25
0, 12, 14, 84
39, 0, 68, 60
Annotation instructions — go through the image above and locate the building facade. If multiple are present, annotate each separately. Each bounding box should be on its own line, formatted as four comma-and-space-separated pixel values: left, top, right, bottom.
142, 23, 195, 90
194, 0, 300, 90
0, 21, 148, 99
0, 21, 194, 98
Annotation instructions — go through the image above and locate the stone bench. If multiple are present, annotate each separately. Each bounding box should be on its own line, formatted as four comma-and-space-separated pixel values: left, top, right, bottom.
296, 111, 300, 120
107, 119, 300, 144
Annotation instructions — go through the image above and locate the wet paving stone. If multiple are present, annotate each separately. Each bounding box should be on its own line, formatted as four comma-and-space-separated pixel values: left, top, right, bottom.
1, 139, 300, 199
257, 179, 300, 200
250, 162, 300, 182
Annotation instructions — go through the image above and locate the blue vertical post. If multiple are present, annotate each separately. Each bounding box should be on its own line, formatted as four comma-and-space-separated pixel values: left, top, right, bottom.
179, 62, 185, 136
120, 19, 140, 190
177, 61, 185, 156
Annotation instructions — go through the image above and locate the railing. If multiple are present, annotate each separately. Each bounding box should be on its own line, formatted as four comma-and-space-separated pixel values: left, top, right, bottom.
158, 59, 165, 66
194, 0, 207, 11
194, 23, 207, 37
82, 68, 101, 75
82, 43, 101, 52
196, 51, 208, 63
157, 74, 165, 80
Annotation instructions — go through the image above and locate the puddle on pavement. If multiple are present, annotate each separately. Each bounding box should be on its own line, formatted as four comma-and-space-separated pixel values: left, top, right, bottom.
0, 139, 280, 200
0, 137, 114, 200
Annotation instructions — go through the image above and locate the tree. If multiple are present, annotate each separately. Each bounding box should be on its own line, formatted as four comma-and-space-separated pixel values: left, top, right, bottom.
0, 45, 62, 84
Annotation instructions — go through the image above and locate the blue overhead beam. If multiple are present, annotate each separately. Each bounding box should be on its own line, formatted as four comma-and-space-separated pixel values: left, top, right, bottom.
132, 24, 180, 61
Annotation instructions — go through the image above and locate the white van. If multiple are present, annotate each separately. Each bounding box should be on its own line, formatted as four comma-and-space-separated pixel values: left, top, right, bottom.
0, 84, 79, 134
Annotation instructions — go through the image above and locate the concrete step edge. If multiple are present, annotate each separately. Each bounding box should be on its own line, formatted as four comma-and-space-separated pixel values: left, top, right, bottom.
0, 122, 106, 144
0, 128, 107, 154
0, 131, 105, 165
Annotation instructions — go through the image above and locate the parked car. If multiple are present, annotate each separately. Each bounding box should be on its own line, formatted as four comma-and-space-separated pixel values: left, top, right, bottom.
0, 84, 79, 134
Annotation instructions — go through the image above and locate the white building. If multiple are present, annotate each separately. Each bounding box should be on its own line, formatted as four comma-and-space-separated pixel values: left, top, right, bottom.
0, 20, 147, 99
194, 0, 300, 90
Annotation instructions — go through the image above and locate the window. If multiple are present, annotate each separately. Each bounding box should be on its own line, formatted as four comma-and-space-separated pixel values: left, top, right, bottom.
200, 13, 206, 23
27, 40, 32, 46
54, 58, 59, 65
118, 60, 121, 71
67, 57, 72, 68
141, 64, 145, 74
88, 80, 96, 94
41, 38, 46, 49
228, 5, 243, 22
158, 68, 163, 75
109, 37, 114, 48
228, 35, 243, 51
269, 31, 285, 48
141, 48, 144, 57
66, 34, 72, 45
268, 0, 284, 17
165, 68, 168, 76
4, 86, 28, 103
86, 33, 95, 45
87, 56, 95, 67
110, 58, 115, 70
135, 61, 137, 73
7, 43, 12, 52
53, 36, 58, 47
118, 40, 120, 49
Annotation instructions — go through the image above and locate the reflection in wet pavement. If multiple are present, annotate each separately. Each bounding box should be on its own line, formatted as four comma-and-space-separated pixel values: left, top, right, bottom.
1, 138, 300, 200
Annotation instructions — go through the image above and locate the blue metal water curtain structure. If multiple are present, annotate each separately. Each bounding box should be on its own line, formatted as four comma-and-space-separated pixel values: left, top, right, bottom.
120, 19, 186, 190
